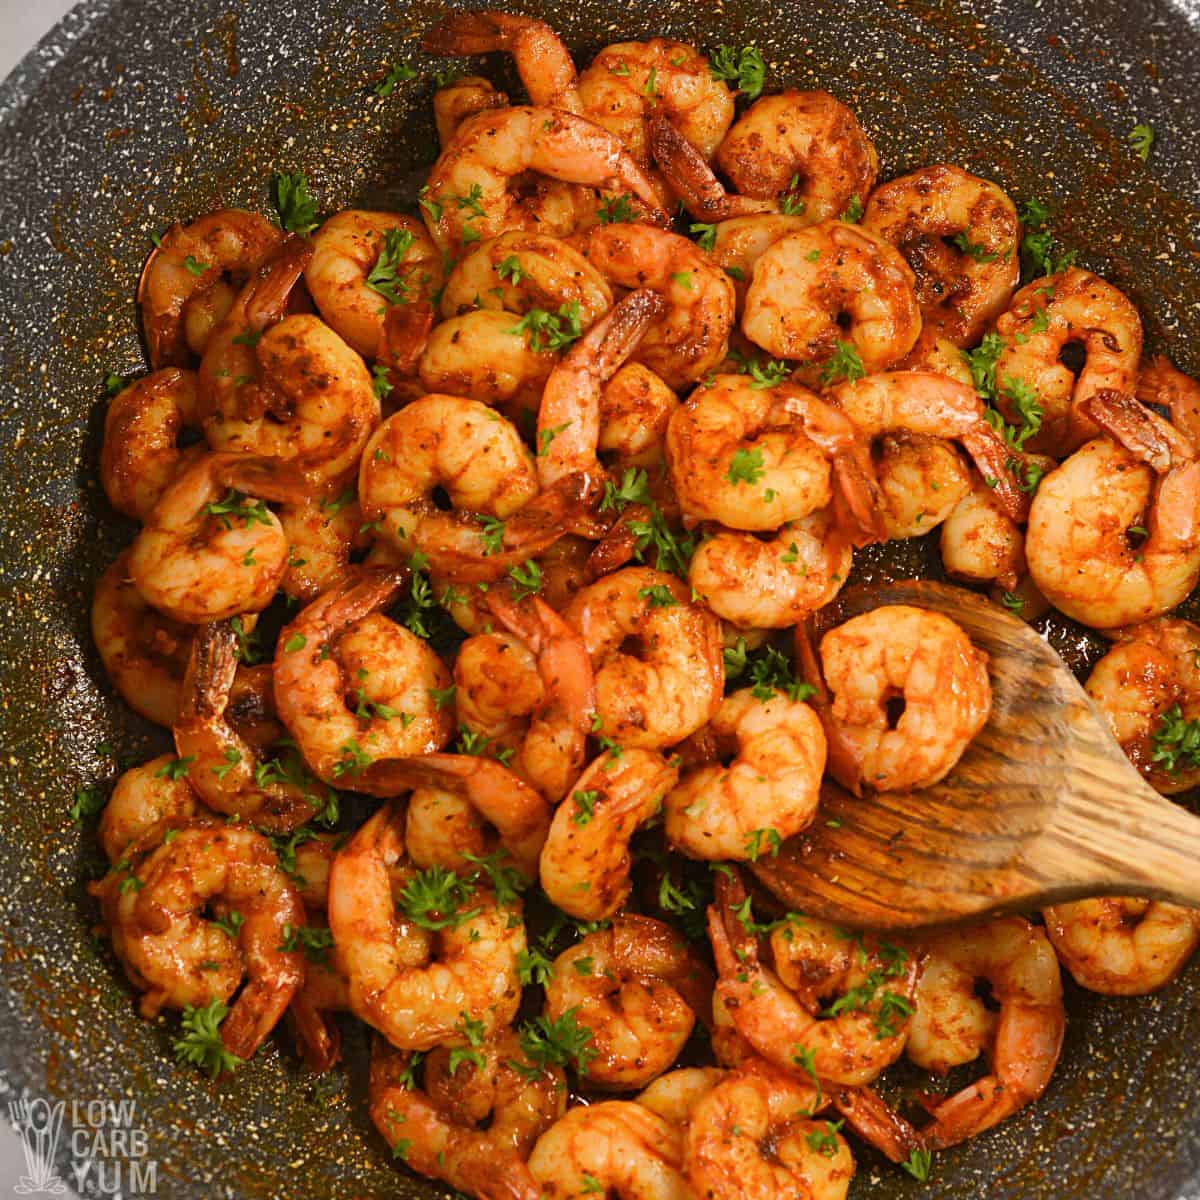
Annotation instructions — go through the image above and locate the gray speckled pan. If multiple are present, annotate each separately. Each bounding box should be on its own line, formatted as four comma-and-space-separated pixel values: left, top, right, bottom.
0, 0, 1198, 1197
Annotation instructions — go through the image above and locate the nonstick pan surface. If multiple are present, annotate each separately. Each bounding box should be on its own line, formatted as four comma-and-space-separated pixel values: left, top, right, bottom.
1, 0, 1199, 1196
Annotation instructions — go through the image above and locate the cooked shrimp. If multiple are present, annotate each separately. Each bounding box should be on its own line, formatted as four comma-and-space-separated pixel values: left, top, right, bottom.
1138, 355, 1200, 446
993, 267, 1142, 454
422, 106, 667, 254
440, 231, 612, 323
1044, 898, 1200, 996
528, 1101, 693, 1200
127, 452, 302, 623
873, 433, 972, 539
819, 605, 991, 792
583, 223, 736, 388
709, 871, 919, 1086
277, 492, 367, 603
422, 11, 581, 109
598, 363, 679, 471
360, 393, 599, 582
371, 1033, 562, 1200
357, 753, 552, 879
97, 755, 199, 864
201, 307, 382, 491
909, 917, 1064, 1148
328, 804, 524, 1049
685, 1059, 855, 1200
174, 621, 335, 831
545, 914, 712, 1089
861, 164, 1020, 346
896, 326, 974, 383
688, 508, 853, 629
665, 687, 826, 861
484, 592, 597, 803
939, 481, 1026, 591
705, 214, 811, 309
418, 309, 557, 423
830, 371, 1030, 522
138, 208, 282, 368
1083, 617, 1200, 793
742, 222, 921, 381
454, 629, 543, 765
92, 551, 195, 725
272, 571, 454, 790
305, 210, 442, 363
636, 1067, 726, 1126
538, 288, 666, 493
563, 567, 724, 750
100, 368, 204, 520
1025, 392, 1200, 628
433, 74, 510, 148
90, 822, 306, 1059
576, 40, 735, 168
539, 748, 680, 920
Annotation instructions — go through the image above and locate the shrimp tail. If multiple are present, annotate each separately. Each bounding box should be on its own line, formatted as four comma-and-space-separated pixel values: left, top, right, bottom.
421, 10, 520, 55
212, 451, 310, 506
831, 1086, 926, 1165
1083, 388, 1191, 472
793, 620, 864, 796
287, 991, 341, 1073
1137, 355, 1200, 447
647, 114, 773, 221
958, 425, 1031, 523
378, 299, 434, 374
278, 568, 410, 656
584, 503, 647, 579
179, 621, 238, 724
243, 235, 314, 330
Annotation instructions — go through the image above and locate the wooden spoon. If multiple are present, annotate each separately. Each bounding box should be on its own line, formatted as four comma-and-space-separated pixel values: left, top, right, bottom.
753, 579, 1200, 929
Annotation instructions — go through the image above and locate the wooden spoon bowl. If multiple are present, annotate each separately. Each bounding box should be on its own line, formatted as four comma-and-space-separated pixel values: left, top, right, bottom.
753, 580, 1200, 928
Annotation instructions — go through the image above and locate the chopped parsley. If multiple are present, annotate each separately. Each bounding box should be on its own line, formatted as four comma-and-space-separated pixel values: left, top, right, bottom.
1151, 704, 1200, 775
726, 447, 766, 486
597, 194, 636, 224
173, 1000, 240, 1078
508, 302, 584, 353
1129, 122, 1155, 162
273, 171, 320, 235
375, 61, 418, 97
397, 866, 481, 931
708, 45, 766, 99
818, 340, 866, 386
366, 227, 416, 306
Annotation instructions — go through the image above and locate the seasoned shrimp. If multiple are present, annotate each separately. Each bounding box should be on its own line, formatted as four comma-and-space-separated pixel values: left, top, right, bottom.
538, 288, 666, 494
939, 481, 1026, 591
201, 306, 382, 491
100, 368, 204, 520
433, 74, 509, 148
92, 551, 195, 725
528, 1101, 692, 1200
862, 164, 1020, 346
371, 1033, 563, 1200
359, 393, 599, 582
97, 755, 198, 864
545, 914, 712, 1090
584, 223, 736, 389
705, 214, 811, 309
742, 222, 921, 380
1043, 898, 1200, 996
909, 917, 1064, 1148
440, 231, 612, 323
175, 622, 335, 831
709, 871, 920, 1086
272, 571, 454, 790
688, 509, 853, 629
636, 1067, 726, 1126
873, 434, 972, 539
305, 210, 442, 363
139, 208, 282, 368
419, 309, 557, 423
993, 267, 1142, 454
564, 567, 724, 750
484, 592, 597, 803
1083, 617, 1200, 793
127, 452, 302, 623
359, 753, 552, 879
598, 363, 679, 473
327, 804, 525, 1049
1026, 392, 1200, 628
90, 822, 306, 1059
576, 40, 735, 168
665, 687, 826, 861
819, 605, 991, 793
830, 371, 1030, 522
685, 1059, 855, 1200
422, 106, 667, 254
539, 749, 680, 921
277, 492, 367, 603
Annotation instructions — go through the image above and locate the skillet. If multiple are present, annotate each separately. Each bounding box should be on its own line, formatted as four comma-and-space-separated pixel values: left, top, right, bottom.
0, 0, 1199, 1196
